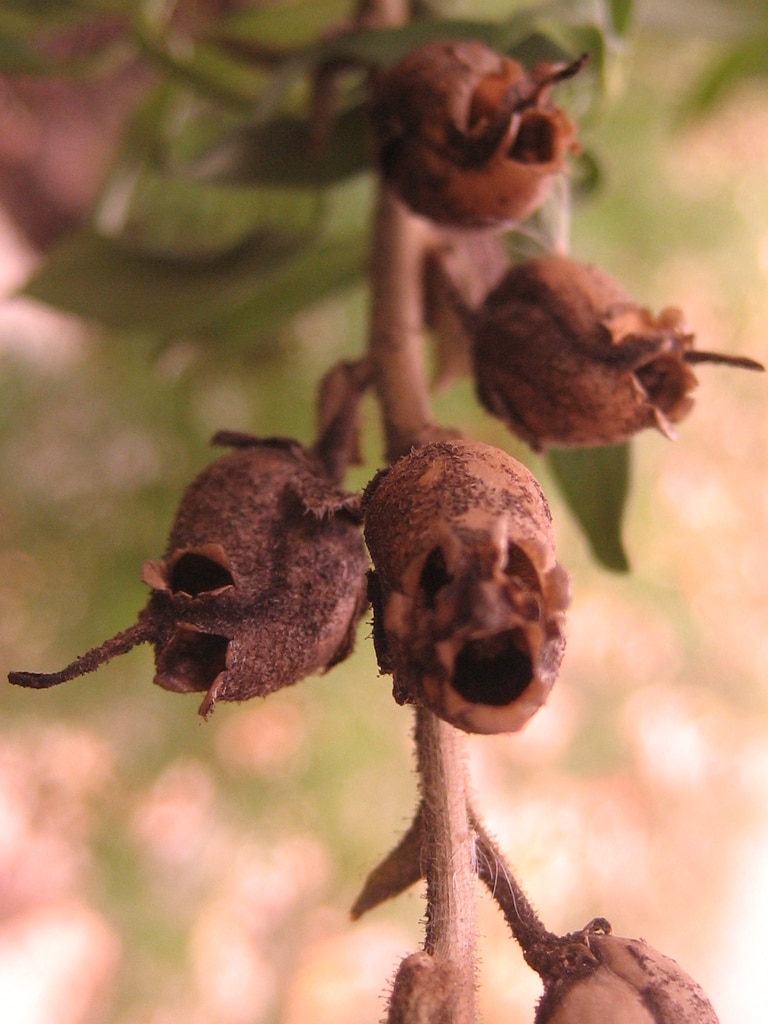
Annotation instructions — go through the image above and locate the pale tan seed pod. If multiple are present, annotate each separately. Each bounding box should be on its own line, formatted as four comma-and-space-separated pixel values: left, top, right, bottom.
370, 40, 583, 228
536, 924, 720, 1024
363, 440, 569, 733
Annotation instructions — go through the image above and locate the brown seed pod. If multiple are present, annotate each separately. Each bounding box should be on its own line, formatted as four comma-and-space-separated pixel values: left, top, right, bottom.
534, 920, 720, 1024
370, 40, 584, 228
472, 254, 765, 450
362, 440, 569, 734
9, 433, 369, 718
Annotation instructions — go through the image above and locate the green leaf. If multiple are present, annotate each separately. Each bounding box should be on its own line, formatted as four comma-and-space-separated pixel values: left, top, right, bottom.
96, 169, 322, 260
547, 444, 631, 572
134, 23, 266, 109
205, 234, 368, 344
607, 0, 633, 34
221, 0, 354, 50
207, 104, 371, 188
22, 229, 303, 335
21, 225, 367, 343
315, 19, 507, 66
683, 35, 768, 115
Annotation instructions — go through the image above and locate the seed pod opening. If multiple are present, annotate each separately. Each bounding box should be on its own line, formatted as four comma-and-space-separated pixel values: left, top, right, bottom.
370, 41, 583, 228
472, 254, 764, 449
9, 434, 369, 718
363, 440, 569, 734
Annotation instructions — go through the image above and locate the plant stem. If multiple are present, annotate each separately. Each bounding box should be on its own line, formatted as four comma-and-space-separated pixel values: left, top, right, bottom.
471, 809, 554, 954
369, 185, 443, 461
363, 6, 478, 1016
415, 706, 476, 1023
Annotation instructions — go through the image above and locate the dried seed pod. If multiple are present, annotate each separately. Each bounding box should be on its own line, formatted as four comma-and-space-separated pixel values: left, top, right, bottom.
535, 920, 720, 1024
362, 440, 569, 734
9, 433, 369, 718
370, 40, 583, 227
472, 254, 765, 450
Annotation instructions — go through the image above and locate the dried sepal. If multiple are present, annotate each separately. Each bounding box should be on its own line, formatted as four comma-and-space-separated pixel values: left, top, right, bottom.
9, 434, 369, 718
363, 440, 569, 734
370, 41, 584, 228
472, 254, 765, 450
312, 358, 373, 484
351, 802, 425, 920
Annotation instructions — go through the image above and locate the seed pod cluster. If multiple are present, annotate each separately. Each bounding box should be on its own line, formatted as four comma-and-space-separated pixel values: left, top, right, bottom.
472, 254, 764, 450
370, 40, 582, 227
535, 920, 720, 1024
363, 440, 569, 734
9, 433, 369, 718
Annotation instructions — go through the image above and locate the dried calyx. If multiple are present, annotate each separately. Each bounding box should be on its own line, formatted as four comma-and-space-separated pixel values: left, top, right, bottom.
470, 254, 764, 450
9, 432, 369, 718
370, 40, 584, 228
363, 440, 569, 733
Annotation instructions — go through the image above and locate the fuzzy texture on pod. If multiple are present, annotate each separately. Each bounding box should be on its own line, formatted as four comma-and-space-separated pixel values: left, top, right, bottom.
9, 433, 369, 718
472, 254, 764, 450
363, 440, 569, 734
535, 921, 720, 1024
370, 40, 581, 228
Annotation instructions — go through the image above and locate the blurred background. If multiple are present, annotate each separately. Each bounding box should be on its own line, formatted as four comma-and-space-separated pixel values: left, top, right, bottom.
0, 1, 766, 1022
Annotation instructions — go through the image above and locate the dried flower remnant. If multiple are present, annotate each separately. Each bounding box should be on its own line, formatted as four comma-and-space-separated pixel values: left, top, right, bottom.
472, 254, 765, 450
363, 440, 569, 734
370, 40, 584, 227
9, 433, 369, 718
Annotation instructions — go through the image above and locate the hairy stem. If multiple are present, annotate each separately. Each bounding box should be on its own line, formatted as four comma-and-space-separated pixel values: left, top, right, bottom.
415, 706, 476, 1022
471, 809, 554, 953
363, 5, 478, 1017
369, 186, 443, 461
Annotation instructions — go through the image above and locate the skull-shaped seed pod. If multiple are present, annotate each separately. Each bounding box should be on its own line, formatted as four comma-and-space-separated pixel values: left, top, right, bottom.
9, 433, 369, 718
471, 254, 765, 450
535, 921, 720, 1024
362, 440, 569, 734
370, 40, 584, 228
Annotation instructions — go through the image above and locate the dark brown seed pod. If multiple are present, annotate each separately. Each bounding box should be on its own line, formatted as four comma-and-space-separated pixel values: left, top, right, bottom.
9, 433, 369, 718
370, 40, 584, 228
533, 920, 720, 1024
472, 254, 765, 450
362, 440, 569, 734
